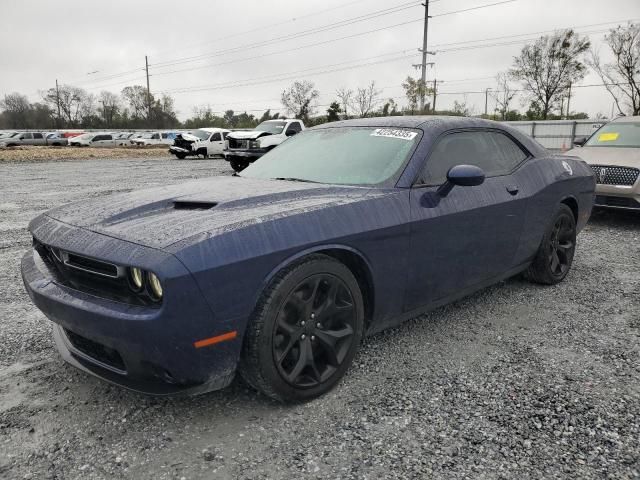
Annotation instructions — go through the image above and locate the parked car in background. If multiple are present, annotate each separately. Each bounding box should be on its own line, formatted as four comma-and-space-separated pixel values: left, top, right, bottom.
132, 131, 177, 146
45, 132, 68, 146
224, 119, 304, 171
170, 128, 230, 159
68, 133, 118, 147
115, 132, 136, 146
22, 116, 594, 401
0, 131, 48, 147
0, 131, 18, 140
568, 115, 640, 211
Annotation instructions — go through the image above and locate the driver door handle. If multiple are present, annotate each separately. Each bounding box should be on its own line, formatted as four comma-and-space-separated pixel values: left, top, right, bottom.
506, 185, 519, 195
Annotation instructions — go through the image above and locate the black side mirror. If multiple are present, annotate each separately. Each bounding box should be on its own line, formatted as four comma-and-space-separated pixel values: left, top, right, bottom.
573, 136, 587, 147
436, 164, 485, 197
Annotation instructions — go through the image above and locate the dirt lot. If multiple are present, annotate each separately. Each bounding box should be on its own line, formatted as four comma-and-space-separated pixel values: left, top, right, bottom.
0, 145, 169, 163
0, 157, 638, 479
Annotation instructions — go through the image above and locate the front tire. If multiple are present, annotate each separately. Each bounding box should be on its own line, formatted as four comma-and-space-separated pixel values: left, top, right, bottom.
229, 159, 249, 172
525, 203, 576, 285
239, 254, 364, 402
175, 152, 187, 159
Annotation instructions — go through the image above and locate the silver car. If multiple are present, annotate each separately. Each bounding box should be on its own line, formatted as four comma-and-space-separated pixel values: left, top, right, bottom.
568, 116, 640, 211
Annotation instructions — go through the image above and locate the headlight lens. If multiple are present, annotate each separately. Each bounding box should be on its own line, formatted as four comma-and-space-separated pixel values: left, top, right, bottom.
249, 140, 260, 149
129, 267, 144, 290
147, 272, 163, 300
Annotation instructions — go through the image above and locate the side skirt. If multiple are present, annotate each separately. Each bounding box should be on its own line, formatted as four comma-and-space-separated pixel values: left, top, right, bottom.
365, 262, 531, 336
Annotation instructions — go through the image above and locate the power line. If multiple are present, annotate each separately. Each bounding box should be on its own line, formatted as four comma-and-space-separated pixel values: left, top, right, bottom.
150, 1, 425, 69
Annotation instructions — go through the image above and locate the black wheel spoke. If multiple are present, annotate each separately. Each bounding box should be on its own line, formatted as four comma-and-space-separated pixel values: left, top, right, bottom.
550, 250, 560, 273
315, 326, 354, 366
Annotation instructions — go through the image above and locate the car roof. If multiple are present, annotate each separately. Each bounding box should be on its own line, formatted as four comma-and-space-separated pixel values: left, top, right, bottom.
313, 115, 549, 157
610, 115, 640, 123
198, 128, 230, 132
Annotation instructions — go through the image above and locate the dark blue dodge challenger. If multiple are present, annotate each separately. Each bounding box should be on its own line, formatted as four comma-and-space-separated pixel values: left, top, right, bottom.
22, 117, 595, 401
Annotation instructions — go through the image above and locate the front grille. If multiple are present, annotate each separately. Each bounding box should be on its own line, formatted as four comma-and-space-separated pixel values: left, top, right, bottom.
595, 195, 640, 209
228, 138, 248, 149
64, 328, 126, 372
589, 165, 639, 186
33, 239, 157, 307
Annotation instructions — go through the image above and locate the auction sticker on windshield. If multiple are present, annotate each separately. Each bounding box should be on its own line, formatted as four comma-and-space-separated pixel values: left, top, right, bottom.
598, 132, 619, 142
371, 128, 417, 140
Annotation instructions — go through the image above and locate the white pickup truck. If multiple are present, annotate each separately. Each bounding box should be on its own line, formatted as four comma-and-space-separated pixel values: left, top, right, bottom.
223, 119, 304, 172
169, 128, 230, 159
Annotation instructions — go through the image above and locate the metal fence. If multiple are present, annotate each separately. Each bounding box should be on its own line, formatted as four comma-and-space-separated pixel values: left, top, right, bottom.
504, 120, 607, 151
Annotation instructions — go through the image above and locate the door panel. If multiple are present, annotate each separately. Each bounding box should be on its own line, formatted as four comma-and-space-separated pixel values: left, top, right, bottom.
405, 176, 527, 311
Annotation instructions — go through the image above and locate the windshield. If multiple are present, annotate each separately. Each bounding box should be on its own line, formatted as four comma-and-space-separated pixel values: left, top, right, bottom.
586, 122, 640, 148
192, 130, 211, 140
241, 127, 419, 186
255, 121, 286, 134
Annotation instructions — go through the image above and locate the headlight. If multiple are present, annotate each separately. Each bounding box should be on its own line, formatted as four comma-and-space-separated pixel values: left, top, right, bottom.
249, 140, 260, 149
129, 267, 144, 290
147, 272, 163, 300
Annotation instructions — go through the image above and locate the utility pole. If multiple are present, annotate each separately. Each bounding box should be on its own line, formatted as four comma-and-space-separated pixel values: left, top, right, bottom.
484, 88, 491, 117
419, 0, 430, 112
145, 55, 151, 125
432, 78, 438, 113
55, 79, 61, 128
565, 82, 572, 120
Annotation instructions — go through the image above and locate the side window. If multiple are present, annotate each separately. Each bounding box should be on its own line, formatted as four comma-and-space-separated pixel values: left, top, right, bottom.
152, 133, 160, 139
222, 131, 228, 139
92, 135, 106, 142
210, 132, 221, 141
285, 122, 302, 136
105, 135, 112, 140
33, 133, 43, 139
21, 133, 33, 140
420, 130, 528, 185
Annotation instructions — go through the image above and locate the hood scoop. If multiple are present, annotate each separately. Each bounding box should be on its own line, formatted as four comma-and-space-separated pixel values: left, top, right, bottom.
173, 200, 217, 210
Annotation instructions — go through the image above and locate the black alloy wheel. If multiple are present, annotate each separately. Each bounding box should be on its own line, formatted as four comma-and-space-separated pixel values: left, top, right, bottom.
239, 254, 364, 401
273, 274, 357, 388
526, 203, 576, 285
548, 214, 575, 278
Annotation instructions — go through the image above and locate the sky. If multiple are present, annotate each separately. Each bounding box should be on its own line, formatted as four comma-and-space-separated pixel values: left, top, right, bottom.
1, 0, 639, 121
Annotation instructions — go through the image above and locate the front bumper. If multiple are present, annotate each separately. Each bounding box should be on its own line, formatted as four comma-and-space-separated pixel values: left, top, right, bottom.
223, 149, 266, 163
594, 184, 640, 210
21, 218, 241, 395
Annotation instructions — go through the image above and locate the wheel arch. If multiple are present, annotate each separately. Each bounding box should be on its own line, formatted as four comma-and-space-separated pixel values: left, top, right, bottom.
258, 245, 376, 329
560, 195, 579, 223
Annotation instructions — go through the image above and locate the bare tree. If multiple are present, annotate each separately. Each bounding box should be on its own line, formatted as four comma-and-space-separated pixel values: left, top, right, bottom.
491, 72, 517, 120
589, 23, 640, 115
351, 81, 381, 118
510, 29, 590, 119
0, 93, 31, 128
281, 80, 319, 123
99, 91, 120, 126
335, 87, 353, 119
121, 85, 151, 119
43, 84, 93, 126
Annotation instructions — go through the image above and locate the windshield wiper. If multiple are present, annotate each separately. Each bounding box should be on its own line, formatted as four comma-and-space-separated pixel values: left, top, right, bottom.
273, 177, 319, 184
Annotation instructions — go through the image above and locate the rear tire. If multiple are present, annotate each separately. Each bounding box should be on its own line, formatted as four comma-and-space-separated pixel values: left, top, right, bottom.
239, 254, 364, 402
525, 203, 576, 285
175, 153, 187, 160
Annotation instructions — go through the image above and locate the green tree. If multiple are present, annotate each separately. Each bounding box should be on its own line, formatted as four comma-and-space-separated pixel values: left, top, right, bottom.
402, 76, 431, 114
510, 29, 590, 119
326, 102, 342, 122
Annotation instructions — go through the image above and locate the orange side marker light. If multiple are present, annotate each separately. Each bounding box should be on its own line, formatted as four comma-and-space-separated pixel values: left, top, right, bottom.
194, 331, 237, 349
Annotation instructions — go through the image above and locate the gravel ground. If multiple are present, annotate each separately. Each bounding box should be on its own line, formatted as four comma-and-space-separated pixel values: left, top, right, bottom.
0, 156, 638, 479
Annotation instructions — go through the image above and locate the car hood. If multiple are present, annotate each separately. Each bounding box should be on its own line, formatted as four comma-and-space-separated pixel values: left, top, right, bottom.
566, 146, 640, 168
43, 176, 371, 250
226, 131, 274, 140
